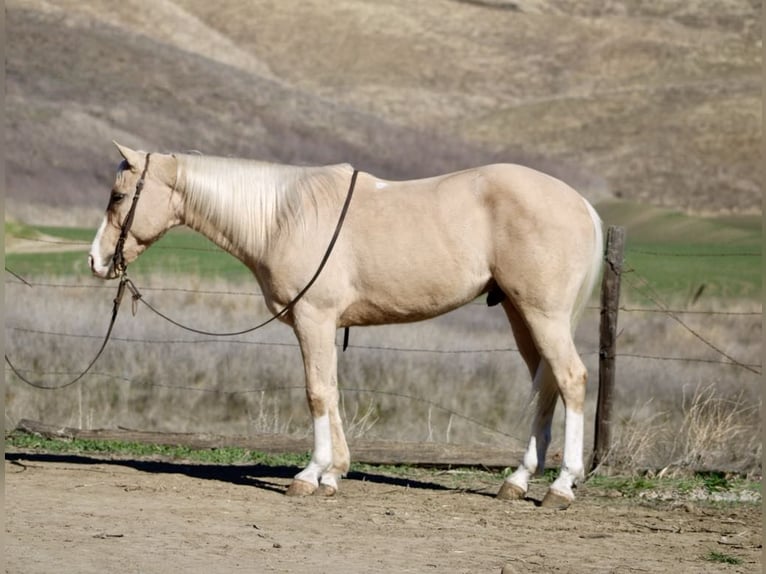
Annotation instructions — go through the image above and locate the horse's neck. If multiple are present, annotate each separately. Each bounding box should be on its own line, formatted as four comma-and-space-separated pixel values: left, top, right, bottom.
186, 211, 245, 262
176, 157, 351, 269
176, 158, 314, 267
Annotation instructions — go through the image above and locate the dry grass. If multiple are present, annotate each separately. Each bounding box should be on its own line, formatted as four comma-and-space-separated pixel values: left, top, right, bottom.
605, 384, 762, 475
674, 383, 762, 471
605, 401, 670, 472
5, 273, 761, 475
600, 297, 762, 474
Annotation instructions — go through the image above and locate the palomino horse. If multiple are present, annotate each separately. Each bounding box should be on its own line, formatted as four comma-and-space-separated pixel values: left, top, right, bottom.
90, 142, 603, 508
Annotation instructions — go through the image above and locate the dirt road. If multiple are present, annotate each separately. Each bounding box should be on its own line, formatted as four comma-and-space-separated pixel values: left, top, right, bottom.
5, 452, 761, 573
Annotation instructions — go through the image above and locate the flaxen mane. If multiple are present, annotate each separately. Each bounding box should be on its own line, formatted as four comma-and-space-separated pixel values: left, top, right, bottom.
175, 154, 349, 255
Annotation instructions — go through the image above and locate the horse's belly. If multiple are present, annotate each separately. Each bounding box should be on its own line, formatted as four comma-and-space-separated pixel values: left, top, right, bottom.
339, 267, 491, 327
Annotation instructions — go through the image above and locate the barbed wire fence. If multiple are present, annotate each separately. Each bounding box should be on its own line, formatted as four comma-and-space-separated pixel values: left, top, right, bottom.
5, 229, 762, 468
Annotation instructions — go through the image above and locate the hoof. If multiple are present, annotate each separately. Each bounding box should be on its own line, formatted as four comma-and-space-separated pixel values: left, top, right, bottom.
285, 479, 317, 497
496, 481, 526, 501
540, 489, 573, 509
315, 483, 337, 497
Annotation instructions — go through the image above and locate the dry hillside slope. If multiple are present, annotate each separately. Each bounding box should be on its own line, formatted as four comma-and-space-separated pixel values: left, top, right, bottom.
6, 0, 761, 224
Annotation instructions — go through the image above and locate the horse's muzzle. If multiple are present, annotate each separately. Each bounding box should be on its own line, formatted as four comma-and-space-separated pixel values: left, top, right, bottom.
89, 254, 119, 280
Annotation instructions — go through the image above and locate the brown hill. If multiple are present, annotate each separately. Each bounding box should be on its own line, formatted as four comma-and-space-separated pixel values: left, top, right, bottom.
6, 0, 761, 224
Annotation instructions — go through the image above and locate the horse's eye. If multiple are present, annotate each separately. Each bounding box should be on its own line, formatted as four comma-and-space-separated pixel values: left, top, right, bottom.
110, 191, 126, 204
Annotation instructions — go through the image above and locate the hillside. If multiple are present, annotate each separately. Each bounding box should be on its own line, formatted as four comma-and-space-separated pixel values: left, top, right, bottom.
6, 0, 761, 225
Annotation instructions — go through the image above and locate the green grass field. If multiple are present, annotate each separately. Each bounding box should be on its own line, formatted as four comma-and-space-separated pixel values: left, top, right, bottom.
598, 201, 762, 302
5, 224, 253, 281
6, 201, 762, 302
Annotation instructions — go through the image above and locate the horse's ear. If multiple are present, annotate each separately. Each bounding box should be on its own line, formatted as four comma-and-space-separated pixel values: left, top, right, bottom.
113, 141, 143, 170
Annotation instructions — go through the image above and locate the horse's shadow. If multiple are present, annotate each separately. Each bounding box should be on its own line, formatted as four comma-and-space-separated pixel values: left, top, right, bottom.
6, 451, 468, 496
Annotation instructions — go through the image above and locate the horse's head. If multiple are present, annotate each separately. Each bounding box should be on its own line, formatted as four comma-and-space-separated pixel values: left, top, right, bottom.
89, 142, 181, 279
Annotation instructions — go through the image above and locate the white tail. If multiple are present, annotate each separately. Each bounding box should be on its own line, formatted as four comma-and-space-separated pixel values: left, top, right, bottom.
572, 198, 604, 329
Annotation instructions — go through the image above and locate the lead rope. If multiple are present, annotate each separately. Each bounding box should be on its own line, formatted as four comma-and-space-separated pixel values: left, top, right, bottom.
5, 275, 131, 389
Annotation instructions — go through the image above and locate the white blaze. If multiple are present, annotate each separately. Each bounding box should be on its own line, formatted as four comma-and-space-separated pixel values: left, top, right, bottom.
88, 218, 111, 278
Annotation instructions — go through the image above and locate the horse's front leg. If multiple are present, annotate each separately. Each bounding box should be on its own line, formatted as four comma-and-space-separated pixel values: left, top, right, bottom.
286, 308, 350, 497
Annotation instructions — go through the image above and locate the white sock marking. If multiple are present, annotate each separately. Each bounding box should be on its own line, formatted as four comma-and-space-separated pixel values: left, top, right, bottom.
295, 414, 332, 486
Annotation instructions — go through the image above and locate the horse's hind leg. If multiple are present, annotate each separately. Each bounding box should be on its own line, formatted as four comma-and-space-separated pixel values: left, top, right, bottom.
500, 310, 587, 507
286, 307, 350, 497
497, 301, 559, 501
497, 362, 559, 501
520, 311, 588, 508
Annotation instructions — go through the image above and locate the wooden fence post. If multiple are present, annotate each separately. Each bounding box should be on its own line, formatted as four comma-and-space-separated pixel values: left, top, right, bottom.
591, 225, 625, 472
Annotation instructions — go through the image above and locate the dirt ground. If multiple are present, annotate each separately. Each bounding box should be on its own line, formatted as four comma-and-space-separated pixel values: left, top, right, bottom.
5, 452, 762, 574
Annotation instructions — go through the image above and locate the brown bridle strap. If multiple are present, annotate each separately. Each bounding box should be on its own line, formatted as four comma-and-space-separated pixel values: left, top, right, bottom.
112, 153, 152, 277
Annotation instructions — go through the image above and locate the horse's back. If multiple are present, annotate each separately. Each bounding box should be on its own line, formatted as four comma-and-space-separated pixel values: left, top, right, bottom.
366, 163, 588, 208
359, 163, 594, 249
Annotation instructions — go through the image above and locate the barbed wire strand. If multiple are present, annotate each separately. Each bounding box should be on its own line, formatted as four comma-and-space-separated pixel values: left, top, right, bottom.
5, 267, 33, 286
7, 235, 222, 253
4, 273, 263, 298
622, 268, 761, 375
617, 306, 760, 317
7, 325, 761, 369
626, 248, 761, 257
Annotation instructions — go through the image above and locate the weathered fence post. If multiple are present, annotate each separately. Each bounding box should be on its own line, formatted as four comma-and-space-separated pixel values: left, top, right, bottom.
591, 225, 626, 471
